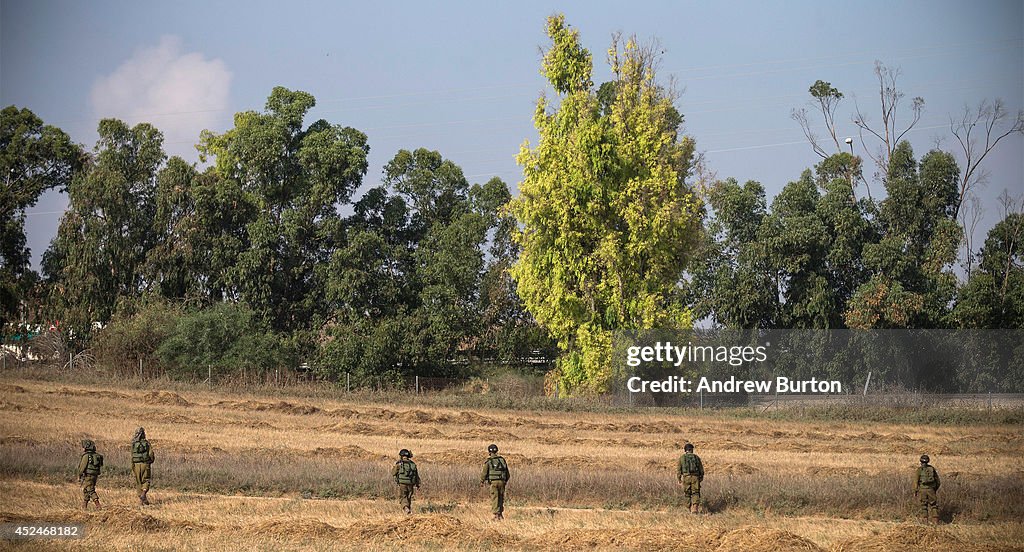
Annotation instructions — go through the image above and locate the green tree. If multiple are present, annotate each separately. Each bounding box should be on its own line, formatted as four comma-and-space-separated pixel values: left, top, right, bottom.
394, 150, 494, 370
0, 106, 82, 329
687, 178, 778, 328
510, 16, 702, 394
956, 208, 1024, 329
846, 143, 961, 328
318, 185, 415, 384
198, 87, 369, 334
145, 158, 252, 302
42, 119, 165, 342
477, 179, 556, 364
767, 166, 874, 328
318, 150, 506, 383
690, 156, 874, 330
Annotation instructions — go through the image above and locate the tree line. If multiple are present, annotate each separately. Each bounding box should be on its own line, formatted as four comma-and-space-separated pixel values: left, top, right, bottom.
2, 15, 1021, 392
2, 89, 554, 385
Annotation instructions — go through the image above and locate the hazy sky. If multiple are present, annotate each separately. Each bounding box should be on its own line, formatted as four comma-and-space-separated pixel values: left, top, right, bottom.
3, 0, 1022, 270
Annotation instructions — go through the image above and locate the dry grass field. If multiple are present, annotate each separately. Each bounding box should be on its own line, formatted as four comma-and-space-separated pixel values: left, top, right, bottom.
1, 374, 1022, 551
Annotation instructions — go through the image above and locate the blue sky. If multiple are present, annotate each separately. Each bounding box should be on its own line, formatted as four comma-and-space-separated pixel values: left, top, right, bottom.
3, 0, 1022, 270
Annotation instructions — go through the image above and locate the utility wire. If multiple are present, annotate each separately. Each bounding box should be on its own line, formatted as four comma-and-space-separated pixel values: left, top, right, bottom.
44, 37, 1021, 127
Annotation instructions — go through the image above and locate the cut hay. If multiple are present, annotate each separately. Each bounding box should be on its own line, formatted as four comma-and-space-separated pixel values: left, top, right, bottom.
247, 518, 342, 538
213, 399, 320, 415
143, 391, 190, 406
715, 527, 825, 552
53, 387, 129, 400
831, 524, 1014, 552
345, 514, 513, 546
311, 445, 386, 461
529, 528, 723, 551
717, 462, 760, 475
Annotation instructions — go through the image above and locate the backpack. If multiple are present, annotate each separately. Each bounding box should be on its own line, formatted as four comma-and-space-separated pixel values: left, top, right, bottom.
919, 465, 936, 486
683, 453, 699, 474
132, 439, 151, 463
83, 452, 103, 475
486, 456, 509, 481
395, 460, 418, 485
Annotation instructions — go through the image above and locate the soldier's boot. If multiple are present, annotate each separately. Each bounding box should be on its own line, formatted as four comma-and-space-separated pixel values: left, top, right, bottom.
493, 513, 503, 521
690, 503, 699, 514
81, 500, 89, 511
141, 491, 150, 505
929, 510, 939, 525
403, 506, 411, 515
92, 499, 101, 510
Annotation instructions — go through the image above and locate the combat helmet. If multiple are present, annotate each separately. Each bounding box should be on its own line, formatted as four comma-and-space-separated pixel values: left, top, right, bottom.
81, 439, 96, 451
684, 443, 694, 452
399, 448, 412, 458
920, 454, 930, 464
488, 444, 498, 454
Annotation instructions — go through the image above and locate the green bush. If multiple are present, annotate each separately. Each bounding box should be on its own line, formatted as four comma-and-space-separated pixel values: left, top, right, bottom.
92, 298, 182, 375
156, 302, 293, 380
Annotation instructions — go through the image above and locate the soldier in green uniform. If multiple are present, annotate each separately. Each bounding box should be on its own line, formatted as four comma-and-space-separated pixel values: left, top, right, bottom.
677, 443, 704, 514
131, 427, 155, 505
479, 443, 510, 520
914, 454, 941, 524
77, 439, 103, 510
391, 449, 420, 514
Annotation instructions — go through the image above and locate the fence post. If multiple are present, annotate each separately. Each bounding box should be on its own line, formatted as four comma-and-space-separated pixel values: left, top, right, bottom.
415, 375, 419, 395
208, 365, 212, 385
139, 357, 143, 379
346, 372, 350, 393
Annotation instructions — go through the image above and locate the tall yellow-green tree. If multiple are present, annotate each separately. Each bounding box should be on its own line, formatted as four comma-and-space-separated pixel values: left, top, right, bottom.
510, 15, 701, 394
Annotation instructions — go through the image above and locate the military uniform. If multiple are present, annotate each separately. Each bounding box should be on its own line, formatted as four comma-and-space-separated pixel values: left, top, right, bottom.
480, 446, 510, 520
914, 456, 940, 524
392, 450, 420, 514
131, 427, 155, 505
677, 445, 704, 514
77, 440, 103, 510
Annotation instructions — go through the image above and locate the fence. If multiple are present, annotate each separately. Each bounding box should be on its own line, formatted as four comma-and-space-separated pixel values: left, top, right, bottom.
613, 388, 1024, 409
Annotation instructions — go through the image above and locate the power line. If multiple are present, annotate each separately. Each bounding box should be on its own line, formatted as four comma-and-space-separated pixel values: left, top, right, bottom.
666, 37, 1022, 75
44, 37, 1021, 129
668, 40, 1022, 82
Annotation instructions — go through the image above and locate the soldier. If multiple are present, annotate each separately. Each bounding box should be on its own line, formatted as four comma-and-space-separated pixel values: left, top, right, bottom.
131, 427, 155, 505
77, 439, 103, 510
914, 454, 941, 524
677, 442, 704, 514
479, 443, 510, 520
391, 449, 420, 514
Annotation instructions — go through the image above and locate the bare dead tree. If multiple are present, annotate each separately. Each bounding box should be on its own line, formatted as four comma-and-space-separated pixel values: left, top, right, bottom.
792, 80, 873, 200
995, 190, 1024, 301
791, 80, 845, 159
950, 99, 1024, 220
852, 61, 924, 180
960, 193, 984, 278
